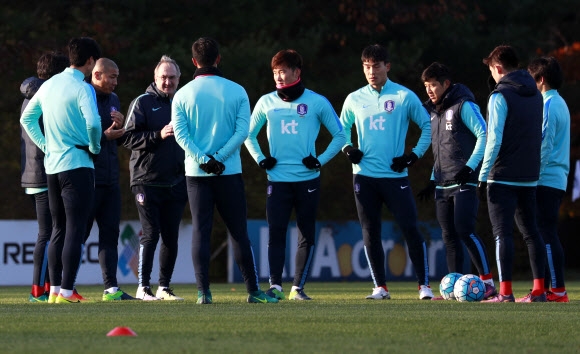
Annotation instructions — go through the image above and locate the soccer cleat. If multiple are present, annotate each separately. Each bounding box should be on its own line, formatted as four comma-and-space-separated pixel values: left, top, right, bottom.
29, 293, 49, 303
482, 294, 515, 302
366, 287, 391, 300
136, 286, 161, 301
55, 294, 80, 304
197, 290, 213, 304
72, 289, 92, 302
483, 283, 498, 300
516, 291, 547, 303
419, 285, 434, 300
156, 287, 184, 301
103, 289, 138, 301
47, 293, 59, 304
431, 296, 445, 301
288, 288, 312, 300
265, 286, 285, 300
546, 291, 569, 303
247, 290, 279, 303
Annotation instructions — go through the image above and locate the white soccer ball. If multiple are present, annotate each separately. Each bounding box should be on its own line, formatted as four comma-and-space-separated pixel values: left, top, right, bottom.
439, 272, 463, 300
453, 274, 485, 302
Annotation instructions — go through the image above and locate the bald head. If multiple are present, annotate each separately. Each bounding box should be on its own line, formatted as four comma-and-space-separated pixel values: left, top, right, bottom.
94, 58, 118, 73
92, 58, 119, 94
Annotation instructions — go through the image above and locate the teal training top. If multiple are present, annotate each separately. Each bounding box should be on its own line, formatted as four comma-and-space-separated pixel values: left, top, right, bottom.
244, 89, 345, 182
340, 80, 431, 178
172, 75, 249, 176
538, 89, 570, 191
20, 68, 101, 174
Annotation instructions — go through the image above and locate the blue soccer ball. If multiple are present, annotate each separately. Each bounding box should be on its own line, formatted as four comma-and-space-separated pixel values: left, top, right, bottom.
439, 272, 463, 300
453, 274, 486, 302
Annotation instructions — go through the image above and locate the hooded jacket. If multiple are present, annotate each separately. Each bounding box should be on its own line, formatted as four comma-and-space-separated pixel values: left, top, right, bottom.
20, 77, 46, 188
122, 83, 185, 187
488, 70, 543, 182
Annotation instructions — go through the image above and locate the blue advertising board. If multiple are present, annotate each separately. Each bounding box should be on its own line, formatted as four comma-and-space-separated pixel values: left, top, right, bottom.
229, 220, 470, 283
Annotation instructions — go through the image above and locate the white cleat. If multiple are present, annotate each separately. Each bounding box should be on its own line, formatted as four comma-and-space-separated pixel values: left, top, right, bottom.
136, 286, 161, 301
366, 287, 391, 300
419, 285, 434, 300
156, 287, 184, 301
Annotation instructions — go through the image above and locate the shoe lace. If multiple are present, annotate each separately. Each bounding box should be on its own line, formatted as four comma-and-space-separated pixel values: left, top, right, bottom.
144, 287, 155, 296
165, 287, 177, 296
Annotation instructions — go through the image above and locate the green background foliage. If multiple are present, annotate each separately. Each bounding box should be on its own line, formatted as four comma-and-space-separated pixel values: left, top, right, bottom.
2, 1, 579, 278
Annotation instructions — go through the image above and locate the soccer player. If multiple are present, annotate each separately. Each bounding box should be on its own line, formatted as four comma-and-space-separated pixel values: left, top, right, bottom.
244, 49, 346, 301
340, 44, 434, 300
20, 37, 102, 304
527, 56, 570, 302
418, 62, 497, 300
122, 55, 187, 301
85, 58, 135, 301
20, 52, 69, 302
479, 45, 546, 303
172, 37, 277, 304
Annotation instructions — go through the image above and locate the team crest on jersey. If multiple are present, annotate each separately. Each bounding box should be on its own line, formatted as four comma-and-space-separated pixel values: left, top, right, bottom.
136, 193, 145, 205
384, 100, 395, 113
297, 103, 308, 116
445, 110, 453, 121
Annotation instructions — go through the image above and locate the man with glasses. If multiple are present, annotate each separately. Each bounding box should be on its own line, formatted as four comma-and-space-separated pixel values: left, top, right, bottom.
122, 55, 187, 301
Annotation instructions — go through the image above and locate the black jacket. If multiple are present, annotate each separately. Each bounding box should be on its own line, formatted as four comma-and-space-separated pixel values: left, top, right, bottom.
488, 70, 543, 182
122, 83, 185, 187
94, 91, 122, 186
20, 77, 46, 188
424, 84, 481, 185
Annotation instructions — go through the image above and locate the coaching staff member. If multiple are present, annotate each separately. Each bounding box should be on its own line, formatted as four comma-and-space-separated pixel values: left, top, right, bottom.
122, 55, 187, 301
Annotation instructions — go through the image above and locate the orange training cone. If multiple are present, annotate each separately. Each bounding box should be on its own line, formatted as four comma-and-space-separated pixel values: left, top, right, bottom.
107, 326, 137, 337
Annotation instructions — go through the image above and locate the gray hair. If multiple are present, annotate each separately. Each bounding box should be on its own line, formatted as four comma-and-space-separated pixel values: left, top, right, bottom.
154, 55, 181, 77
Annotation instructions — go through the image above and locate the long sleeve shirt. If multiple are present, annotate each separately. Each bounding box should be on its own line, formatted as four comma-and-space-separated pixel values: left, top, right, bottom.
20, 67, 101, 174
538, 89, 570, 191
172, 75, 249, 177
340, 80, 431, 178
245, 89, 345, 182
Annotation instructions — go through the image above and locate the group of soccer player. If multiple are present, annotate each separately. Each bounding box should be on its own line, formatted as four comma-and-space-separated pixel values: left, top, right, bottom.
20, 36, 570, 304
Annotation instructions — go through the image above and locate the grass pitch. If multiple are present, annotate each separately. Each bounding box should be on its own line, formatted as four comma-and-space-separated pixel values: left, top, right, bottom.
1, 281, 579, 353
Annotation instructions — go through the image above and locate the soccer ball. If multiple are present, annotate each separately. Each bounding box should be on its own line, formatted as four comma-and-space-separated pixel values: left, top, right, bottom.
453, 274, 486, 302
439, 272, 463, 300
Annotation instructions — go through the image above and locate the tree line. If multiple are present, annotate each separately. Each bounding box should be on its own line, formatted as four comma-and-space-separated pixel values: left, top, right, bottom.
2, 0, 579, 275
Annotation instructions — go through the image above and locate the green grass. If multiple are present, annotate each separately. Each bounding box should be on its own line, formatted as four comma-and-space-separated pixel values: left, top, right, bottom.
1, 282, 579, 353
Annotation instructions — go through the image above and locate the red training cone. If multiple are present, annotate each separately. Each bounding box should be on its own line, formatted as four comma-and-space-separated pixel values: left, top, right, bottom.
107, 326, 137, 337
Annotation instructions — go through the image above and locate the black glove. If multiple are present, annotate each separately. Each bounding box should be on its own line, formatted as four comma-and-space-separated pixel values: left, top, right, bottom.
417, 180, 436, 202
477, 181, 487, 202
302, 154, 321, 170
342, 145, 363, 164
200, 155, 225, 175
259, 156, 277, 170
75, 145, 97, 161
453, 165, 474, 185
391, 152, 418, 173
